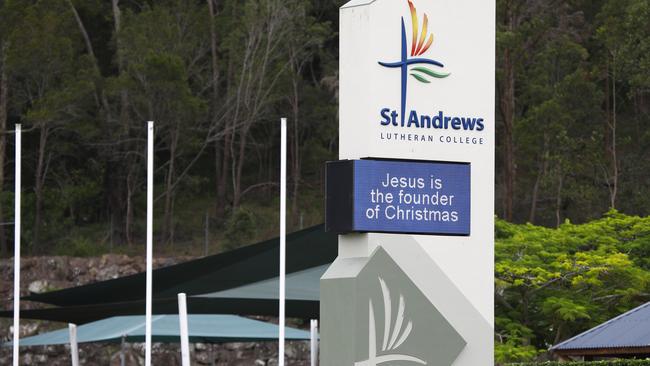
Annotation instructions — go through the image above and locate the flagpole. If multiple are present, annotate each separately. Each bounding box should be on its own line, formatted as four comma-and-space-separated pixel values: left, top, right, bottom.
12, 124, 21, 366
310, 319, 318, 366
69, 324, 79, 366
279, 118, 287, 366
145, 121, 154, 366
178, 293, 190, 366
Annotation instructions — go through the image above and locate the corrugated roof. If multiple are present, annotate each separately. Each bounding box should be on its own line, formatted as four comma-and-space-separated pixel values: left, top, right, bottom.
552, 302, 650, 351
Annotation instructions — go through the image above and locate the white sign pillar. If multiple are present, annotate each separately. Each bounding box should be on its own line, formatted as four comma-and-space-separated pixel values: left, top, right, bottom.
321, 0, 494, 365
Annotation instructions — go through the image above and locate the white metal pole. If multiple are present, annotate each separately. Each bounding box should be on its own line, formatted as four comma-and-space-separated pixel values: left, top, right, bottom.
68, 324, 79, 366
279, 118, 287, 366
145, 121, 154, 366
120, 335, 126, 366
310, 319, 318, 366
178, 293, 190, 366
12, 124, 21, 366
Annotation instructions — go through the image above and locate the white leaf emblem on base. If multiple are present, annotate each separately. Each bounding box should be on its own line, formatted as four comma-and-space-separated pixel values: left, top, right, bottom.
355, 277, 427, 366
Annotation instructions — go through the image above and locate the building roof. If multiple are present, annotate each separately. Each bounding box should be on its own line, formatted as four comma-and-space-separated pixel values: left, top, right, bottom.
552, 302, 650, 353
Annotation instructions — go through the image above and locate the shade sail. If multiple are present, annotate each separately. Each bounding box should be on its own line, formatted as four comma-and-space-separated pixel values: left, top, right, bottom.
8, 315, 310, 346
200, 265, 328, 301
0, 226, 334, 324
24, 225, 336, 306
5, 295, 320, 325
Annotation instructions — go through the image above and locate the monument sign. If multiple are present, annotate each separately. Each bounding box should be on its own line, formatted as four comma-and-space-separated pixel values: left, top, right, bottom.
321, 0, 495, 365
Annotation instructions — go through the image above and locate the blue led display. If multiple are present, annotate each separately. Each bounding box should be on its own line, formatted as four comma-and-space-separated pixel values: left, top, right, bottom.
352, 159, 470, 235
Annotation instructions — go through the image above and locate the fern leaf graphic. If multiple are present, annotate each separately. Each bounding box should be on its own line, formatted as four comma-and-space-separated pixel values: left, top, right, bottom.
388, 294, 406, 350
355, 277, 427, 366
393, 321, 413, 350
379, 278, 392, 352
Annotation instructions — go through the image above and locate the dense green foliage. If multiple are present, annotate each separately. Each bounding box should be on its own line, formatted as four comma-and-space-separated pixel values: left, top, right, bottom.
497, 0, 650, 224
0, 0, 648, 254
0, 0, 342, 255
496, 211, 650, 363
509, 362, 650, 366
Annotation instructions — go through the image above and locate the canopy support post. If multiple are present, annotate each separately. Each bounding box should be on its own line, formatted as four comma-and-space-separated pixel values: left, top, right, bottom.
120, 335, 126, 366
279, 118, 287, 366
310, 319, 318, 366
145, 121, 154, 366
12, 124, 21, 366
68, 324, 79, 366
178, 293, 190, 366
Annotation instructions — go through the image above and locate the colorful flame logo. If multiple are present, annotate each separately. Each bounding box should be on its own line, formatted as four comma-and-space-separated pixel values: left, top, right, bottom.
406, 0, 449, 82
378, 0, 450, 126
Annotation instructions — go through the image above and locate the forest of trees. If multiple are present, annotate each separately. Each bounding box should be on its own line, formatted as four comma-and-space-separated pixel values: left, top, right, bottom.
0, 0, 648, 255
1, 0, 650, 363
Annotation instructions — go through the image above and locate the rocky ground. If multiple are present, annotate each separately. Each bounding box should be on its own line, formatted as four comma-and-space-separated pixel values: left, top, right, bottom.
0, 255, 311, 365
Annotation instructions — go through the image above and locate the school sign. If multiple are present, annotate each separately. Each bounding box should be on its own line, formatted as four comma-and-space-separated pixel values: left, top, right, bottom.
321, 0, 494, 365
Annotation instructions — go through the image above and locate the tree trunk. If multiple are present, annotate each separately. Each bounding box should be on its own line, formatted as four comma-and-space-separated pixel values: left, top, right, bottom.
232, 128, 248, 208
216, 128, 230, 218
553, 323, 564, 345
0, 44, 8, 256
207, 0, 219, 101
215, 31, 234, 220
70, 0, 127, 246
555, 173, 563, 228
208, 0, 220, 217
610, 54, 618, 209
529, 135, 548, 224
604, 59, 611, 175
33, 126, 50, 252
501, 63, 515, 221
125, 165, 137, 247
112, 0, 134, 244
499, 4, 516, 221
67, 0, 112, 115
214, 139, 221, 214
163, 125, 179, 246
290, 78, 300, 219
105, 162, 126, 244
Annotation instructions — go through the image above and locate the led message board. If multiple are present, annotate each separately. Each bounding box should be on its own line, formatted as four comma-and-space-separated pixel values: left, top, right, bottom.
326, 159, 470, 235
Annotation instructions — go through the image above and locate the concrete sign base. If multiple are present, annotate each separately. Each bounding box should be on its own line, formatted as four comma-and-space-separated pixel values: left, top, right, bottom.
321, 235, 493, 366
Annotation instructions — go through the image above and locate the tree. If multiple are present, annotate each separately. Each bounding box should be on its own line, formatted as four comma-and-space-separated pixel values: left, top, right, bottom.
119, 0, 209, 245
5, 0, 92, 250
495, 212, 650, 363
220, 0, 295, 209
283, 0, 329, 219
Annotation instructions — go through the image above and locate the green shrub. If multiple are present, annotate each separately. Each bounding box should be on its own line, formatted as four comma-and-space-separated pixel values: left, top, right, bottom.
55, 236, 106, 257
508, 360, 650, 366
223, 208, 257, 251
